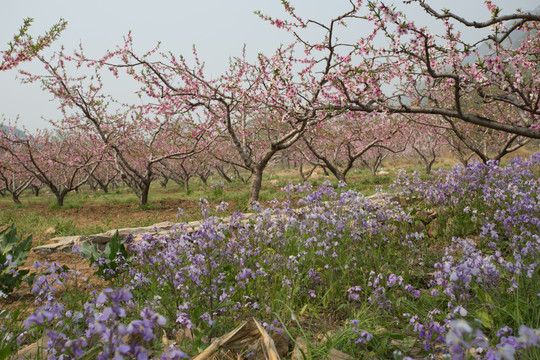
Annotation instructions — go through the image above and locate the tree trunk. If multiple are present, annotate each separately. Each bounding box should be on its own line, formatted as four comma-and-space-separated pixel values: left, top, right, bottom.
31, 186, 40, 197
160, 177, 168, 188
299, 163, 307, 182
216, 166, 233, 183
249, 168, 263, 203
12, 193, 21, 205
56, 190, 68, 207
139, 183, 150, 206
184, 178, 190, 194
425, 156, 436, 174
199, 174, 209, 185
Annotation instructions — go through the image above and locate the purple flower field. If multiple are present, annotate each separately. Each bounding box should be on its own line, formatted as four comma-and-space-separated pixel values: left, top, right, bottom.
2, 154, 540, 359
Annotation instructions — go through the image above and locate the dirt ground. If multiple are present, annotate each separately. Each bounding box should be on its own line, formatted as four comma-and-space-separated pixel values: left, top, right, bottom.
33, 199, 195, 229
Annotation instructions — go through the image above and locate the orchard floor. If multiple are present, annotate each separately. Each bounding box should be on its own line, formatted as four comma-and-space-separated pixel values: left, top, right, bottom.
0, 159, 466, 315
0, 164, 453, 313
0, 198, 200, 312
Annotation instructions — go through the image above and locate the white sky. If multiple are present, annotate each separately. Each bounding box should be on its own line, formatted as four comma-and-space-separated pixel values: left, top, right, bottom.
1, 0, 538, 131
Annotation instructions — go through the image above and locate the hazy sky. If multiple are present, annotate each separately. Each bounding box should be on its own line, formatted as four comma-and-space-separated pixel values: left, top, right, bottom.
1, 0, 538, 131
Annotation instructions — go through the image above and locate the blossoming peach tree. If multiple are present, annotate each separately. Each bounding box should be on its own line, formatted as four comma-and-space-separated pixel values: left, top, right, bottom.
2, 1, 540, 359
257, 0, 539, 138
0, 17, 66, 71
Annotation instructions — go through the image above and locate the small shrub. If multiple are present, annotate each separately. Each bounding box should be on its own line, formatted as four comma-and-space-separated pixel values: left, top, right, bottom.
0, 225, 33, 297
211, 182, 225, 198
140, 203, 161, 211
78, 231, 130, 280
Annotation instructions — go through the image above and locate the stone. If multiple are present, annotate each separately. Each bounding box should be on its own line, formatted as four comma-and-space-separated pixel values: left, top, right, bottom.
412, 220, 426, 233
428, 218, 440, 238
81, 233, 112, 245
16, 337, 47, 359
291, 338, 308, 360
271, 331, 292, 358
33, 236, 81, 254
328, 348, 354, 360
416, 210, 432, 225
31, 206, 356, 255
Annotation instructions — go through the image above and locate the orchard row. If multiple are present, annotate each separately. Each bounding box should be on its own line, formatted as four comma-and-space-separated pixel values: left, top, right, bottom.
0, 111, 530, 208
1, 1, 538, 205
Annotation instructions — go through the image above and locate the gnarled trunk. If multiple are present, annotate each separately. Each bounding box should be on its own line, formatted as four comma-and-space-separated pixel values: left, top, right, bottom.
249, 168, 263, 204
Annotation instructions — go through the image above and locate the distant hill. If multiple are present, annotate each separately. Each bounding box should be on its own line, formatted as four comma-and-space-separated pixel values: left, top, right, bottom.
507, 5, 539, 47
476, 5, 539, 56
1, 125, 27, 139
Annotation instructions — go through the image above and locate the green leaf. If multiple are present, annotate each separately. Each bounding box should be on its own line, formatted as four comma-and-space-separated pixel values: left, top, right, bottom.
214, 301, 235, 311
78, 231, 130, 279
79, 243, 99, 263
0, 344, 14, 359
386, 333, 404, 340
475, 309, 494, 330
0, 225, 33, 295
477, 289, 493, 305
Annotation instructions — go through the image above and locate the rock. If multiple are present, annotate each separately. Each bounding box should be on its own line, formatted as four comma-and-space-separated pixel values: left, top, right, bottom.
416, 210, 432, 225
291, 338, 308, 360
16, 337, 47, 359
29, 209, 314, 255
328, 348, 354, 360
412, 220, 426, 233
366, 193, 390, 207
186, 221, 201, 232
272, 331, 292, 358
33, 236, 81, 254
153, 221, 175, 229
81, 233, 113, 245
45, 236, 75, 245
428, 218, 440, 238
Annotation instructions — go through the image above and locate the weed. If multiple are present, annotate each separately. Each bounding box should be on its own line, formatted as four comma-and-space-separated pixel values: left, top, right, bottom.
0, 225, 33, 297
